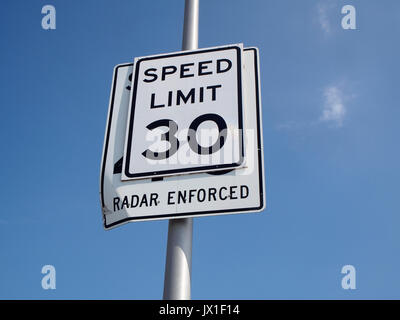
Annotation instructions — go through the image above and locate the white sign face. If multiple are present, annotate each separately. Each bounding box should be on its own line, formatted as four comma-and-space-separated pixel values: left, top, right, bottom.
100, 47, 265, 229
121, 44, 244, 181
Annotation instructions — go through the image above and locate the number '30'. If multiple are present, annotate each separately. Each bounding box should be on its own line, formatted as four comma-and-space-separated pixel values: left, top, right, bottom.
142, 113, 227, 160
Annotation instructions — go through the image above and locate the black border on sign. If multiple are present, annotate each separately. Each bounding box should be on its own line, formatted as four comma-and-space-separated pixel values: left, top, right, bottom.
123, 45, 244, 179
100, 48, 264, 229
100, 63, 133, 210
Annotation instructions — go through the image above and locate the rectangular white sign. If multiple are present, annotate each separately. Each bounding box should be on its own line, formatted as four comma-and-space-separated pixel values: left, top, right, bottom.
121, 44, 244, 181
100, 47, 265, 229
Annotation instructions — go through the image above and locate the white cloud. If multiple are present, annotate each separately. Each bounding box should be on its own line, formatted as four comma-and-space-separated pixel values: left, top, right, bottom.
317, 2, 336, 34
318, 4, 331, 33
276, 121, 297, 130
320, 86, 346, 126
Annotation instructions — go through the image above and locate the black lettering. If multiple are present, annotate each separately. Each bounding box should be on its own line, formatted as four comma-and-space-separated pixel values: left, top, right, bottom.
189, 189, 196, 203
198, 60, 213, 76
219, 187, 228, 200
168, 191, 175, 205
208, 188, 217, 201
162, 65, 177, 81
121, 196, 129, 209
130, 195, 139, 208
126, 73, 132, 90
217, 58, 232, 73
113, 157, 123, 174
168, 91, 173, 106
230, 185, 238, 199
180, 63, 195, 78
240, 185, 249, 198
187, 113, 227, 155
206, 85, 222, 101
197, 189, 206, 202
113, 197, 120, 211
150, 93, 164, 109
140, 195, 148, 207
178, 190, 187, 204
176, 88, 195, 105
199, 87, 204, 103
143, 68, 157, 83
150, 193, 158, 206
142, 119, 179, 160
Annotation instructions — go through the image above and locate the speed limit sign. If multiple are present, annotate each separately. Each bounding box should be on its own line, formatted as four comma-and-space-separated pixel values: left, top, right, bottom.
121, 44, 244, 180
100, 46, 265, 229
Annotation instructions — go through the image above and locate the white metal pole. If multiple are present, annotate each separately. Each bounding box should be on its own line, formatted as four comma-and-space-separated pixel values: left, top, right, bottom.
163, 0, 199, 300
181, 0, 199, 51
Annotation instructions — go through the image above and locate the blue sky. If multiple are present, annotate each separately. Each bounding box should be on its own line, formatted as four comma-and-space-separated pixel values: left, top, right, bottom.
0, 0, 399, 299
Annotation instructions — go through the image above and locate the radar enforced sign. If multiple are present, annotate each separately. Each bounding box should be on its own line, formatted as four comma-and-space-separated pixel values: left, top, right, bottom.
100, 45, 265, 229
